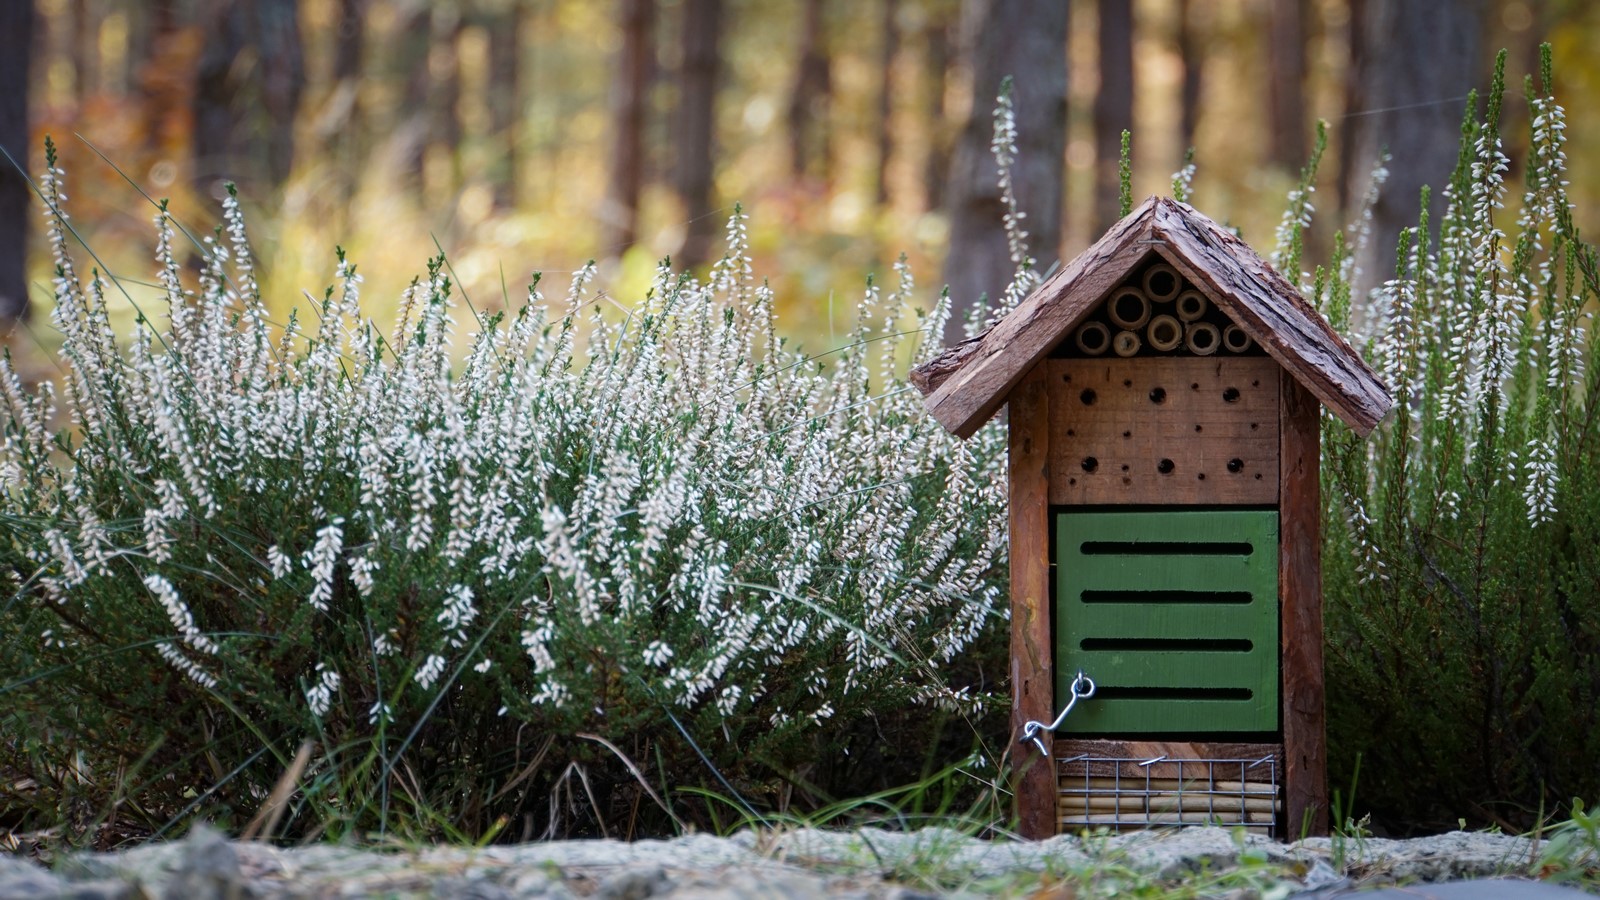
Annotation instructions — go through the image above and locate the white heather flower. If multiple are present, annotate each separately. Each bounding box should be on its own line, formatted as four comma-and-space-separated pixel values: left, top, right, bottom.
1524, 438, 1559, 525
267, 545, 292, 580
157, 642, 218, 690
415, 653, 447, 690
373, 631, 399, 656
303, 518, 345, 611
438, 584, 477, 647
368, 701, 393, 726
642, 640, 674, 668
472, 658, 492, 674
144, 573, 217, 654
305, 663, 340, 718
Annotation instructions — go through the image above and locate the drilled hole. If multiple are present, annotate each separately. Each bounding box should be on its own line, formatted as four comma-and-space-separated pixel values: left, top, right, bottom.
1122, 430, 1131, 438
1195, 425, 1203, 433
1121, 464, 1130, 472
1080, 388, 1097, 405
1081, 456, 1098, 473
1228, 458, 1244, 473
1254, 473, 1263, 480
1149, 386, 1167, 404
1069, 477, 1077, 485
1223, 387, 1241, 403
1123, 378, 1133, 387
1157, 458, 1175, 474
1122, 476, 1132, 485
1250, 422, 1259, 431
1066, 429, 1076, 436
1190, 382, 1200, 390
1197, 473, 1207, 480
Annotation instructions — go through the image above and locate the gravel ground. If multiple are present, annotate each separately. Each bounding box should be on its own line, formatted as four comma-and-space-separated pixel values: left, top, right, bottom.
0, 825, 1593, 899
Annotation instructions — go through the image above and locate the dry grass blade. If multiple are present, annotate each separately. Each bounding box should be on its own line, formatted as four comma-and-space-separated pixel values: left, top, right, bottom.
241, 741, 313, 842
578, 732, 686, 833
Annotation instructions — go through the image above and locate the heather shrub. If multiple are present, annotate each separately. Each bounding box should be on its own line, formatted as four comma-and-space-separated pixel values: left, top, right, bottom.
1317, 49, 1600, 829
0, 139, 1009, 840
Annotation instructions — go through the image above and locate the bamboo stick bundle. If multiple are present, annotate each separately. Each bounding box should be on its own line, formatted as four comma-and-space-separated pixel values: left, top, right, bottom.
1057, 793, 1279, 814
1223, 323, 1253, 353
1185, 321, 1220, 356
1064, 777, 1279, 796
1074, 320, 1111, 356
1055, 810, 1271, 826
1112, 330, 1142, 357
1146, 314, 1182, 352
1106, 286, 1152, 330
1059, 819, 1273, 837
1175, 289, 1208, 322
1141, 263, 1182, 302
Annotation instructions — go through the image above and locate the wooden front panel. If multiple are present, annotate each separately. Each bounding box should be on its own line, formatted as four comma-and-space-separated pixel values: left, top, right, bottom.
1055, 510, 1280, 734
1008, 365, 1057, 841
1046, 357, 1280, 505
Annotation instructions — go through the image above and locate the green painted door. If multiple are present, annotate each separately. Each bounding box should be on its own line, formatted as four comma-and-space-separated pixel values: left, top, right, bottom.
1055, 509, 1279, 733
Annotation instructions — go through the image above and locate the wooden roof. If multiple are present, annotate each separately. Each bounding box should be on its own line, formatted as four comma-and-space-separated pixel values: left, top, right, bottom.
912, 196, 1393, 438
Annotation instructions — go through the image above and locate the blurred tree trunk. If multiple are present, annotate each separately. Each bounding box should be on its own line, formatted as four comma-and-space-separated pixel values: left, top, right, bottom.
435, 4, 464, 199
940, 0, 1067, 344
1336, 0, 1365, 217
138, 0, 182, 155
395, 3, 432, 196
1093, 0, 1132, 234
315, 0, 366, 209
674, 0, 722, 269
72, 0, 98, 109
487, 0, 525, 212
193, 0, 306, 203
1267, 0, 1308, 171
787, 0, 831, 183
0, 0, 32, 324
1176, 0, 1202, 152
922, 12, 950, 213
603, 0, 654, 252
1346, 0, 1485, 297
873, 0, 900, 207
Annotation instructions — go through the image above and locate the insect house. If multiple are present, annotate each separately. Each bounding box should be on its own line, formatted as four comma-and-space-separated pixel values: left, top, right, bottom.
910, 198, 1392, 840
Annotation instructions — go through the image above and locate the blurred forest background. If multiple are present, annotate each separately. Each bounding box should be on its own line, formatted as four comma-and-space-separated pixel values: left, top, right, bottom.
0, 0, 1596, 354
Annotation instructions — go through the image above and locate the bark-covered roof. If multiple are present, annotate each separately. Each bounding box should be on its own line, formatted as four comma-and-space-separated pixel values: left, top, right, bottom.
912, 197, 1393, 438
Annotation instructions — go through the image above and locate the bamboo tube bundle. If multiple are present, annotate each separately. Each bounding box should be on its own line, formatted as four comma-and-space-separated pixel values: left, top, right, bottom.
1106, 287, 1152, 330
1065, 777, 1279, 795
1141, 263, 1182, 303
1146, 314, 1183, 352
1185, 321, 1220, 356
1074, 320, 1111, 356
1222, 323, 1253, 353
1113, 330, 1142, 357
1175, 290, 1208, 322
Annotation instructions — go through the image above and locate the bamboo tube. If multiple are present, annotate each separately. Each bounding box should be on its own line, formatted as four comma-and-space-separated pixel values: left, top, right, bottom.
1066, 777, 1279, 795
1074, 320, 1111, 356
1146, 314, 1183, 352
1185, 321, 1220, 356
1175, 289, 1208, 322
1113, 330, 1142, 357
1058, 794, 1279, 814
1055, 811, 1269, 826
1141, 263, 1182, 302
1223, 324, 1253, 353
1106, 287, 1152, 330
1059, 820, 1272, 836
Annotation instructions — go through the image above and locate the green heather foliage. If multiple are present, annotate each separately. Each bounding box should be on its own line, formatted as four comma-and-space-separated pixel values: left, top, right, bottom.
0, 144, 1010, 838
1317, 48, 1600, 829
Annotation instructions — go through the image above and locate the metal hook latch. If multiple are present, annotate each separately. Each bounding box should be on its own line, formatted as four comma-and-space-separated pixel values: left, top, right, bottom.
1019, 671, 1096, 756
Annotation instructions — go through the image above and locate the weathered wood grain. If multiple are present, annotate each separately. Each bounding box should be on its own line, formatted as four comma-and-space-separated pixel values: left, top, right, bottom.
1008, 364, 1056, 840
1150, 201, 1392, 436
917, 198, 1160, 438
1046, 358, 1280, 505
1279, 371, 1328, 837
909, 196, 1393, 439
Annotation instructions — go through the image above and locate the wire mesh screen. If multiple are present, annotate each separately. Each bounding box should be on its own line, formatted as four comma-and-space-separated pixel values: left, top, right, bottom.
1057, 753, 1280, 837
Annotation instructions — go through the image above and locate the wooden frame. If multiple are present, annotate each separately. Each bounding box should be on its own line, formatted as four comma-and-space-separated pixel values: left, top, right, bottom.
919, 197, 1383, 842
1279, 370, 1327, 836
1008, 364, 1055, 840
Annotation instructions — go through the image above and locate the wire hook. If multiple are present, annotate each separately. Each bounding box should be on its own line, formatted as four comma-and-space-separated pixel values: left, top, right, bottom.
1018, 671, 1095, 756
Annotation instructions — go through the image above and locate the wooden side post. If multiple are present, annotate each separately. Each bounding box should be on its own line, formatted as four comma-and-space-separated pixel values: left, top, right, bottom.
1279, 370, 1328, 837
1009, 364, 1054, 839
